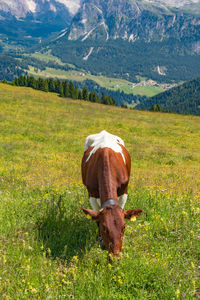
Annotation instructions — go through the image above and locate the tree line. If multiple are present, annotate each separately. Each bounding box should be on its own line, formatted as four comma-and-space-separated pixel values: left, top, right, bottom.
11, 75, 117, 106
136, 77, 200, 116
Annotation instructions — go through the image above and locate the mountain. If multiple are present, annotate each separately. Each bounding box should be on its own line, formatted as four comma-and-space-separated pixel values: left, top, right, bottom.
45, 0, 200, 83
135, 76, 200, 115
0, 0, 81, 18
0, 0, 82, 47
66, 0, 200, 43
0, 0, 200, 85
44, 0, 200, 82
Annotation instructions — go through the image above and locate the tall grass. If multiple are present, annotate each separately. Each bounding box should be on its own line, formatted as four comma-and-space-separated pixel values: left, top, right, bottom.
0, 84, 199, 299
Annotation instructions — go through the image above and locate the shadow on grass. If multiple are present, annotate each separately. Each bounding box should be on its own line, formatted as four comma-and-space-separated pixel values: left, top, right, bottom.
36, 194, 97, 261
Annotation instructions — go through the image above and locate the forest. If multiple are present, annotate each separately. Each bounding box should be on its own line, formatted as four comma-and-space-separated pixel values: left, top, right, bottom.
0, 54, 28, 81
50, 38, 200, 83
136, 77, 200, 115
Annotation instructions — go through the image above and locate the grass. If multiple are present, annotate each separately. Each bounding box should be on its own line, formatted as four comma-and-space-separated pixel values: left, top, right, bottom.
0, 83, 199, 299
132, 86, 164, 97
24, 50, 71, 67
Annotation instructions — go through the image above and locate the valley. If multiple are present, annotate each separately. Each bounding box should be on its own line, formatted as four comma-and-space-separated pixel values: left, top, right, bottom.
26, 50, 182, 97
27, 63, 165, 97
0, 0, 199, 107
0, 0, 199, 90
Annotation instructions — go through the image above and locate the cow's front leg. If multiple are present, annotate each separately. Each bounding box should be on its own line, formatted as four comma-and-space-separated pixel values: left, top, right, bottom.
89, 197, 106, 250
96, 221, 106, 250
89, 197, 101, 211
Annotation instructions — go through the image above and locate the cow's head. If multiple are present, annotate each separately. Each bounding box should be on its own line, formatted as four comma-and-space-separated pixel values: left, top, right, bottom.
82, 205, 142, 258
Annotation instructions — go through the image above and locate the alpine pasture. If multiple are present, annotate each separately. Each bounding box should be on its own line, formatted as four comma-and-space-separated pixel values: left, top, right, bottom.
0, 83, 199, 299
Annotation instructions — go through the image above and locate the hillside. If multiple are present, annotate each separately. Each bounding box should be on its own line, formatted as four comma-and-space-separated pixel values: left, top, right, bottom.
136, 76, 200, 115
47, 0, 200, 83
49, 39, 200, 83
0, 84, 199, 299
0, 51, 162, 103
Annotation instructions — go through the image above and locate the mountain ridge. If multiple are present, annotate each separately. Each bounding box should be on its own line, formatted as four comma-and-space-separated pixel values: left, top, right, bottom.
0, 0, 199, 86
45, 0, 200, 83
0, 0, 81, 46
65, 0, 200, 43
0, 0, 81, 18
0, 0, 200, 45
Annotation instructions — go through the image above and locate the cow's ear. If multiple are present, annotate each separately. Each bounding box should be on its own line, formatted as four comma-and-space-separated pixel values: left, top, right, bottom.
82, 207, 100, 220
124, 209, 142, 220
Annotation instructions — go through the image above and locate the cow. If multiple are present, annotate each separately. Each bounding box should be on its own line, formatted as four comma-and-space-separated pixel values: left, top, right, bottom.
81, 130, 142, 258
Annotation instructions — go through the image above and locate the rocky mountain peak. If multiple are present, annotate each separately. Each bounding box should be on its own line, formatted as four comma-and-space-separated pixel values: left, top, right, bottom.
66, 0, 200, 42
0, 0, 82, 19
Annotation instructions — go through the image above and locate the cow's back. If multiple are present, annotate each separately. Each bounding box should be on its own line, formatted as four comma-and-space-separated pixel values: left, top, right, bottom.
82, 131, 131, 201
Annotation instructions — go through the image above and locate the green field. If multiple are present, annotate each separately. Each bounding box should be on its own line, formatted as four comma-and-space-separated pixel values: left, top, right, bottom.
25, 50, 73, 68
28, 66, 163, 97
0, 83, 199, 299
27, 51, 164, 97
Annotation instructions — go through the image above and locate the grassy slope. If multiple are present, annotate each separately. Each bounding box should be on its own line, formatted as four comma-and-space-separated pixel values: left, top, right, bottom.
0, 83, 199, 299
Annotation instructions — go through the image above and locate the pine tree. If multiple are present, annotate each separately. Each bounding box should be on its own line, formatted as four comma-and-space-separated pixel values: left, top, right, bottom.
24, 75, 28, 87
48, 78, 55, 92
150, 104, 155, 111
89, 92, 93, 102
27, 76, 36, 89
18, 75, 25, 86
69, 81, 74, 98
78, 90, 82, 100
101, 92, 106, 104
112, 98, 116, 106
149, 104, 161, 112
73, 86, 79, 99
38, 78, 48, 92
14, 77, 19, 86
94, 91, 100, 103
82, 87, 89, 100
63, 80, 69, 97
55, 79, 62, 93
60, 86, 64, 97
89, 91, 99, 103
155, 104, 161, 112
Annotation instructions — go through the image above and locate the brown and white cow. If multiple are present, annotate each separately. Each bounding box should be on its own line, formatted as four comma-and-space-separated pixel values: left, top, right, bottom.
81, 130, 142, 258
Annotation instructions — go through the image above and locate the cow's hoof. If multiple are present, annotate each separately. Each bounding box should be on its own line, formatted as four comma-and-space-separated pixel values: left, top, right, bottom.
99, 237, 106, 250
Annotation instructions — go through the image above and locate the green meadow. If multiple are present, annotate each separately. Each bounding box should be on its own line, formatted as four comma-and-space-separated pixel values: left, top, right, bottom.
0, 83, 199, 299
27, 54, 164, 97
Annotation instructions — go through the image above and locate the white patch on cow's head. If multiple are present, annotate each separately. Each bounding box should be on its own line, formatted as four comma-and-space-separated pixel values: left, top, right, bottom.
84, 130, 126, 164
